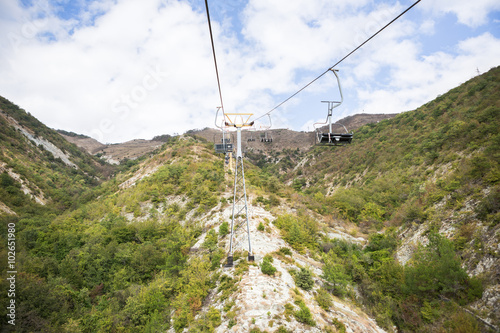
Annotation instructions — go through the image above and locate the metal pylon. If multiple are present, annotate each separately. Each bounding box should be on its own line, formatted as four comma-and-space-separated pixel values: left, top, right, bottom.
225, 117, 254, 267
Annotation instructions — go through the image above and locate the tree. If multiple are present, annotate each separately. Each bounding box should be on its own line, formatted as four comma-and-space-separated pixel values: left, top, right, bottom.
404, 233, 473, 300
202, 229, 218, 253
322, 251, 349, 296
218, 221, 229, 237
295, 268, 314, 291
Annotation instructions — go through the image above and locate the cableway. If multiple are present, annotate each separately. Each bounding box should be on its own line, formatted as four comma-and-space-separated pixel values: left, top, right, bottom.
252, 0, 421, 123
203, 0, 421, 265
205, 0, 421, 126
204, 0, 225, 115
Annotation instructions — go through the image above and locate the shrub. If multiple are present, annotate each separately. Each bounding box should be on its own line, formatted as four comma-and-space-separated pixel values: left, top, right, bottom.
277, 326, 291, 333
260, 255, 277, 276
332, 318, 346, 333
294, 299, 316, 326
218, 221, 229, 237
279, 247, 292, 256
295, 268, 314, 291
207, 306, 221, 327
273, 214, 318, 251
322, 251, 349, 297
403, 233, 478, 302
314, 288, 332, 310
257, 222, 265, 231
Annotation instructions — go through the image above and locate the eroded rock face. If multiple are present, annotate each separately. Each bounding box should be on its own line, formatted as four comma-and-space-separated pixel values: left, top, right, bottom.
1, 112, 76, 168
471, 285, 500, 328
177, 203, 387, 333
0, 162, 47, 205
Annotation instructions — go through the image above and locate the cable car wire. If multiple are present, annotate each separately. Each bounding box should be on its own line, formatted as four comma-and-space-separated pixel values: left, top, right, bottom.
205, 0, 225, 114
253, 0, 421, 123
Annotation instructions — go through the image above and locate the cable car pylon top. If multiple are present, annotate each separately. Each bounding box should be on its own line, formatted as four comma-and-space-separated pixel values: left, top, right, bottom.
314, 69, 353, 146
224, 113, 254, 128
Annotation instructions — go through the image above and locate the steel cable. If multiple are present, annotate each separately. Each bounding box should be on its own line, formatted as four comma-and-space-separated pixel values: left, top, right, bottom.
205, 0, 225, 115
253, 0, 421, 123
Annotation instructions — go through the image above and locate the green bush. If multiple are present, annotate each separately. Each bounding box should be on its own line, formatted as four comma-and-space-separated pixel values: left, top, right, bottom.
294, 299, 316, 326
260, 255, 277, 276
322, 251, 349, 297
219, 221, 229, 237
273, 214, 318, 251
207, 306, 222, 328
277, 326, 291, 333
314, 288, 332, 310
295, 268, 314, 291
403, 233, 474, 301
332, 318, 346, 333
279, 247, 292, 256
257, 222, 265, 231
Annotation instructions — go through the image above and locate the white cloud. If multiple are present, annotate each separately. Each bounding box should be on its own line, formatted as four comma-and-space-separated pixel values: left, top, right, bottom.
0, 0, 499, 143
353, 32, 500, 115
420, 19, 435, 35
0, 0, 220, 142
420, 0, 500, 27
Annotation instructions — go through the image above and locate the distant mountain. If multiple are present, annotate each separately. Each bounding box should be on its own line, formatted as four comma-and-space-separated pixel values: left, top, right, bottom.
191, 113, 397, 153
58, 132, 164, 165
57, 130, 107, 154
59, 113, 396, 166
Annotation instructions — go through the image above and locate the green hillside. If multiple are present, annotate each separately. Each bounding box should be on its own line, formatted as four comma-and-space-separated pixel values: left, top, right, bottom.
288, 66, 499, 228
0, 129, 230, 331
0, 67, 498, 332
265, 66, 500, 331
0, 96, 115, 214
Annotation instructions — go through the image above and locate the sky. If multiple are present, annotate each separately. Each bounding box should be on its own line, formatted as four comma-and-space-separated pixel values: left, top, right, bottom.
0, 0, 499, 143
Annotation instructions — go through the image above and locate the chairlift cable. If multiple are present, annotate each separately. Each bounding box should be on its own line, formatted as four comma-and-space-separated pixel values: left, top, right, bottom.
204, 0, 225, 114
253, 0, 421, 123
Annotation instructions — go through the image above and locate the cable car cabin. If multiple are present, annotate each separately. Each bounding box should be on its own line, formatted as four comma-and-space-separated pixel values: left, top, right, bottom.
317, 132, 352, 146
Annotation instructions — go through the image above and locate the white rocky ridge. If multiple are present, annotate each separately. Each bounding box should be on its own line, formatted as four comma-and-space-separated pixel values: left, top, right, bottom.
182, 200, 387, 333
2, 111, 77, 168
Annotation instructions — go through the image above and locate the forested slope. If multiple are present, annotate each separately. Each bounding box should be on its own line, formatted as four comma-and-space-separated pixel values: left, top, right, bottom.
0, 96, 114, 214
269, 66, 500, 330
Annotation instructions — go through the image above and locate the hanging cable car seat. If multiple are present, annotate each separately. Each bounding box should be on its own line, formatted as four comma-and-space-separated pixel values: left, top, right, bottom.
313, 69, 353, 146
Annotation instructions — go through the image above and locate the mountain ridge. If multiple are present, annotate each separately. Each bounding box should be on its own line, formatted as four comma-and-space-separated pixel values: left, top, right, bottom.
58, 113, 396, 164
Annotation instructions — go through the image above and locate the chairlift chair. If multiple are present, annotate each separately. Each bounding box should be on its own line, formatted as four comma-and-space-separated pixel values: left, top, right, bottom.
214, 136, 233, 154
314, 69, 353, 146
247, 129, 256, 142
260, 132, 273, 143
259, 114, 273, 143
317, 124, 352, 145
214, 106, 234, 154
